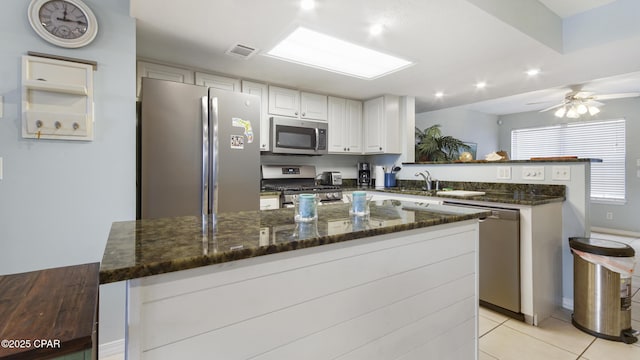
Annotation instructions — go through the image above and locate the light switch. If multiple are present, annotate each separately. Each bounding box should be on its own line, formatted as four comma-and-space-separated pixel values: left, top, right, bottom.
522, 166, 544, 180
497, 166, 511, 180
0, 96, 3, 118
0, 157, 3, 180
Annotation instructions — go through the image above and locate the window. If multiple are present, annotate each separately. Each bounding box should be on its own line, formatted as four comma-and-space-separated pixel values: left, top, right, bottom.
511, 119, 626, 202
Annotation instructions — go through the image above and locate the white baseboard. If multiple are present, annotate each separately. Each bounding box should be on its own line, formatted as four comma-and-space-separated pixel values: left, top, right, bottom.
591, 227, 640, 238
562, 297, 574, 312
99, 339, 124, 358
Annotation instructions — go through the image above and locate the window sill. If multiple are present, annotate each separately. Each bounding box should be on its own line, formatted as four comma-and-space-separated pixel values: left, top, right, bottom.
591, 198, 627, 205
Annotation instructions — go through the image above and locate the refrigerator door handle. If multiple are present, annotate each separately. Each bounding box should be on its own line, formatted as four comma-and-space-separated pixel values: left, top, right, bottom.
201, 96, 209, 220
314, 128, 319, 152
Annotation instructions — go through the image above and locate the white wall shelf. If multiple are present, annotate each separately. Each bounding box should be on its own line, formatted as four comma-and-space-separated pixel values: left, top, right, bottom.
22, 55, 94, 141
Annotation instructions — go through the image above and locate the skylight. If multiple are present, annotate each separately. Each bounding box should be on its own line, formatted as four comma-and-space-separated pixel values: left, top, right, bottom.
266, 27, 413, 80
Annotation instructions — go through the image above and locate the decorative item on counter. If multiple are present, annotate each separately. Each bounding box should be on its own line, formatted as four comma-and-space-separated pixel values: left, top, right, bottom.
294, 220, 319, 240
496, 150, 509, 160
348, 191, 373, 216
485, 150, 509, 161
415, 124, 471, 161
351, 214, 370, 232
294, 194, 318, 222
384, 173, 396, 187
458, 151, 473, 162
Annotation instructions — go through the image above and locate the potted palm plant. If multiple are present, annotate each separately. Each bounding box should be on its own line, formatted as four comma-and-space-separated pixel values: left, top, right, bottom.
415, 124, 471, 162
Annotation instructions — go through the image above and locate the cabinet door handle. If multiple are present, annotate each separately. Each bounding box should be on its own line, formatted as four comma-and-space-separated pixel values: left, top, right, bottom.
301, 112, 305, 116
379, 147, 382, 151
295, 111, 299, 115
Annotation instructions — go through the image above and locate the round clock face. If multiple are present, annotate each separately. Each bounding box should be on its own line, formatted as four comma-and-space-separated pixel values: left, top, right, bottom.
28, 0, 98, 48
38, 0, 88, 40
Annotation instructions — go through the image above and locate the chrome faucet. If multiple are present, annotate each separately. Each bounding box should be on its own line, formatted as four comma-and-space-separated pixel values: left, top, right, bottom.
415, 171, 432, 191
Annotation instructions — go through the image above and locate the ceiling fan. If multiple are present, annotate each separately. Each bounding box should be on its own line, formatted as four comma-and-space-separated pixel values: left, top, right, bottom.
535, 87, 640, 118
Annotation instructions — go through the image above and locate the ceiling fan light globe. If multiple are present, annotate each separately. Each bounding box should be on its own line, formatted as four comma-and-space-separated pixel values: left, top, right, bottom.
566, 107, 579, 118
554, 107, 566, 118
576, 103, 588, 114
588, 106, 601, 116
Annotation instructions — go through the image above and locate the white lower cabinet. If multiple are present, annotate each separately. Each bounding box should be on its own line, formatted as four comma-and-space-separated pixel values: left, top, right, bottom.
126, 222, 479, 360
366, 190, 563, 326
260, 195, 280, 210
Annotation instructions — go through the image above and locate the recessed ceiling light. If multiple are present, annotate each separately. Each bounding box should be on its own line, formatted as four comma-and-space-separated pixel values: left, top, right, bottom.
526, 68, 541, 76
369, 23, 384, 36
300, 0, 315, 10
475, 82, 487, 89
266, 27, 413, 80
434, 91, 444, 98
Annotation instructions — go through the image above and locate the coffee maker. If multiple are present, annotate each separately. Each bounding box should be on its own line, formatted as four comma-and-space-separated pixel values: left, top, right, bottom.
357, 162, 371, 188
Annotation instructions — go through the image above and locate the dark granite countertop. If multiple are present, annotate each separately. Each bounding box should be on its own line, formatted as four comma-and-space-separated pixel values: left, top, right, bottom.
344, 181, 565, 206
403, 158, 602, 165
368, 188, 564, 206
100, 201, 489, 284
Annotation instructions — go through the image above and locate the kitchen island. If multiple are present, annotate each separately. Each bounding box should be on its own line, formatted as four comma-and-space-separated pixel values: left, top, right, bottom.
101, 201, 489, 360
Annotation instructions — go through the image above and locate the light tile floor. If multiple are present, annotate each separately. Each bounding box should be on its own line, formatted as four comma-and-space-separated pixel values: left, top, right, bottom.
99, 233, 640, 360
480, 232, 640, 360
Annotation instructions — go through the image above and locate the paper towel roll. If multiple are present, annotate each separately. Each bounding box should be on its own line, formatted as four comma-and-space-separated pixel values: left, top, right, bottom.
375, 166, 385, 189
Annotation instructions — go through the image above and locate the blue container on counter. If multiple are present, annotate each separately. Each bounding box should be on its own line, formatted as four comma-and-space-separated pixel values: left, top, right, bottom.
384, 173, 396, 187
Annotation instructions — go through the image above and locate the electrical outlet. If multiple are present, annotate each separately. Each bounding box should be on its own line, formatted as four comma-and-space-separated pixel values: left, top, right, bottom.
606, 212, 613, 220
551, 166, 570, 181
522, 166, 544, 180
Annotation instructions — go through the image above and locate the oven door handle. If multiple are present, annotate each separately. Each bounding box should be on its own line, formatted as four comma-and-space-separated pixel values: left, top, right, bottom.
314, 128, 319, 152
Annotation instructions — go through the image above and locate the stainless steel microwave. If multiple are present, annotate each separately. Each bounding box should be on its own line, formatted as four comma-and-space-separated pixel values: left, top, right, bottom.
270, 117, 328, 155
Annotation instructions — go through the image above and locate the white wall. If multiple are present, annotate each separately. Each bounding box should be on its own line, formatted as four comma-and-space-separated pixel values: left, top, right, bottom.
497, 97, 640, 234
415, 107, 500, 160
0, 0, 135, 346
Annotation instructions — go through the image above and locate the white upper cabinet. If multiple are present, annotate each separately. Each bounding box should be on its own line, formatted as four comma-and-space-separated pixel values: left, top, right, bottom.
195, 72, 241, 92
136, 61, 194, 97
268, 85, 300, 118
268, 85, 327, 121
241, 80, 269, 151
300, 91, 328, 121
328, 96, 362, 153
345, 99, 363, 153
364, 95, 400, 154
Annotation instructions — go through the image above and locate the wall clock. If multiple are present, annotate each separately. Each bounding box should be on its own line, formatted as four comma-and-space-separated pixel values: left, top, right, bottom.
28, 0, 98, 48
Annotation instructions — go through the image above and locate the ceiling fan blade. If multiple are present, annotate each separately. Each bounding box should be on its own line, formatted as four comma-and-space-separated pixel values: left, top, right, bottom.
526, 100, 556, 105
586, 100, 605, 107
593, 92, 640, 100
539, 103, 565, 112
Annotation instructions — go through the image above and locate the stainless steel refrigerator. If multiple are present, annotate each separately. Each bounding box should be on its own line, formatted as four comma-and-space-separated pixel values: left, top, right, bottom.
139, 77, 260, 219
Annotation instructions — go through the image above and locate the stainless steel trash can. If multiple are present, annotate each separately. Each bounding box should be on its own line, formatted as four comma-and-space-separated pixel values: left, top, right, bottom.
569, 237, 637, 344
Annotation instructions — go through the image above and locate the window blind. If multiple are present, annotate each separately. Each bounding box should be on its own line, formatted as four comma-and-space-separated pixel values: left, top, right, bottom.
511, 119, 626, 201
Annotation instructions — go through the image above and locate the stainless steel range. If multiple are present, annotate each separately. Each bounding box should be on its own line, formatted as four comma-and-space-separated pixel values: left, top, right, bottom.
261, 165, 343, 207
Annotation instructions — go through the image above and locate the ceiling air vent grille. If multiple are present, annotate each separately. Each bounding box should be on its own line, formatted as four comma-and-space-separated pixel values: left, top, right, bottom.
226, 44, 258, 59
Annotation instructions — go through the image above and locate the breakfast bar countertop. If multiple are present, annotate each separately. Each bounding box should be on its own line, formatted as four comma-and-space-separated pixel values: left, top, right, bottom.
100, 201, 489, 284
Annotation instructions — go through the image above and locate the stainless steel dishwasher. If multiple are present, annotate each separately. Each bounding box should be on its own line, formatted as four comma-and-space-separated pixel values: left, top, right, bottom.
445, 202, 523, 320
